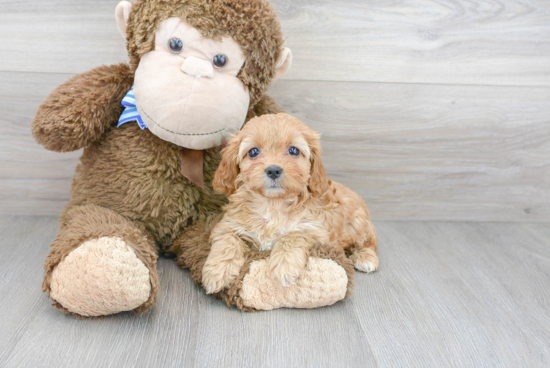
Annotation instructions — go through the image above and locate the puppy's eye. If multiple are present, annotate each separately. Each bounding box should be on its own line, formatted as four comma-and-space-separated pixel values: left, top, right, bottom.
288, 147, 300, 157
212, 54, 227, 68
248, 148, 260, 158
169, 38, 184, 53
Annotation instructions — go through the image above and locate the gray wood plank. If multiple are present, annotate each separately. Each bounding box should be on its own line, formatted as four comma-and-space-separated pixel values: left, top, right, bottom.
0, 216, 59, 358
192, 298, 378, 368
354, 222, 550, 367
1, 216, 549, 367
277, 0, 550, 86
2, 71, 549, 221
0, 0, 549, 87
0, 0, 128, 75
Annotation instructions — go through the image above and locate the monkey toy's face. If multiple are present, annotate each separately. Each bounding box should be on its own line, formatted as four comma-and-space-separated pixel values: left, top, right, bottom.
115, 0, 292, 151
134, 18, 249, 150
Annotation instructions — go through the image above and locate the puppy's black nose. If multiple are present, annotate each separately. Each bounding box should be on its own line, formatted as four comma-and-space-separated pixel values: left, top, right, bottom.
265, 165, 283, 180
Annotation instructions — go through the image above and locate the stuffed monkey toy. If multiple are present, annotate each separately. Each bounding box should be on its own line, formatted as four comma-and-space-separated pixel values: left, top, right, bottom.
31, 0, 353, 317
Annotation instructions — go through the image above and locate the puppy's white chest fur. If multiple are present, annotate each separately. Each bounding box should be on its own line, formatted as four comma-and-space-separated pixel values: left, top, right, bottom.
239, 201, 319, 251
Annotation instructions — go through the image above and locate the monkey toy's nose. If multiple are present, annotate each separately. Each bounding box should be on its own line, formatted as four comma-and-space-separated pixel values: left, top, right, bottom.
265, 165, 283, 180
181, 56, 214, 78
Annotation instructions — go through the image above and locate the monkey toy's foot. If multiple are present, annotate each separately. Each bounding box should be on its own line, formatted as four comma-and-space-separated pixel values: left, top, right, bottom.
221, 244, 355, 311
49, 236, 153, 317
43, 204, 159, 317
239, 257, 349, 310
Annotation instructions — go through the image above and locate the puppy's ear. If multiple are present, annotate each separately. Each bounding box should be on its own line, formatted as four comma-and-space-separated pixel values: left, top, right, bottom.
306, 132, 330, 196
213, 136, 242, 195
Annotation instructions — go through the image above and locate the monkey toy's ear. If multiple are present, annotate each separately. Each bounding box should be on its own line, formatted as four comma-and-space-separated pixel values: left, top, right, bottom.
115, 1, 134, 39
274, 47, 293, 80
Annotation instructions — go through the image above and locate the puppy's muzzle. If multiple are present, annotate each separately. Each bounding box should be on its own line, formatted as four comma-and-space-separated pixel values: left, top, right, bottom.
265, 165, 283, 180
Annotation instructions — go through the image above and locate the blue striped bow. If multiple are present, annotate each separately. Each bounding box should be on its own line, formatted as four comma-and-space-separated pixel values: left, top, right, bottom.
117, 86, 148, 130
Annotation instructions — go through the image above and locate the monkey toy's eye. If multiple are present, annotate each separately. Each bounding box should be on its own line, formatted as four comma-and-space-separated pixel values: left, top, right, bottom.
248, 148, 260, 158
288, 147, 300, 157
169, 37, 184, 53
212, 54, 227, 68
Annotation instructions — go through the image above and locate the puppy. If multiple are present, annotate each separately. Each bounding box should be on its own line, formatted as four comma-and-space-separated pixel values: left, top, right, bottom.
202, 113, 379, 294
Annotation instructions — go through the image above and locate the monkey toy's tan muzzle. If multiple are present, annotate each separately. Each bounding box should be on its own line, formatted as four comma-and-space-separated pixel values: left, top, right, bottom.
134, 52, 250, 150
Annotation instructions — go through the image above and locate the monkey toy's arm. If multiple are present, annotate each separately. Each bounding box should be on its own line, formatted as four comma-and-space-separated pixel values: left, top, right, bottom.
32, 63, 134, 152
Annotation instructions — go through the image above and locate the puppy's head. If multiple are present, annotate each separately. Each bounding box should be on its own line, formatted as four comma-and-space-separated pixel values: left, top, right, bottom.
213, 113, 329, 198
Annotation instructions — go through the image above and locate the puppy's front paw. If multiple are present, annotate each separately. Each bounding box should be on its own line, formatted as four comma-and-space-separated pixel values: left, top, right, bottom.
268, 250, 307, 287
202, 257, 244, 294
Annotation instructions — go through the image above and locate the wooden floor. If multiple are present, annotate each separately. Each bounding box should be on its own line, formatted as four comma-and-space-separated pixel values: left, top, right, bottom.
1, 215, 548, 368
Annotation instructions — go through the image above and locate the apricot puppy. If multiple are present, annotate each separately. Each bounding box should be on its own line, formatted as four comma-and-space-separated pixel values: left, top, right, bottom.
202, 113, 379, 294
